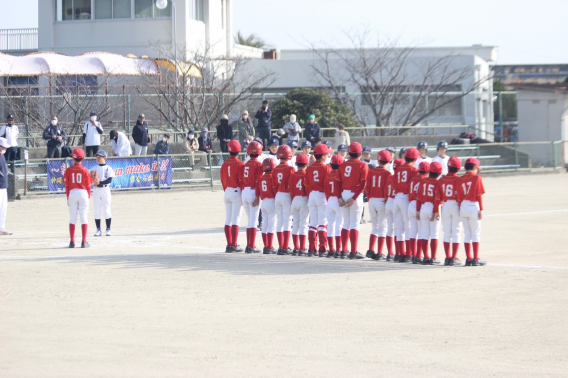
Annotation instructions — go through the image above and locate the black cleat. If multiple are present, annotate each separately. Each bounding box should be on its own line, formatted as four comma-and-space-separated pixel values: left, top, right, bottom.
225, 245, 233, 253
366, 250, 376, 259
398, 255, 406, 263
291, 249, 299, 256
252, 247, 261, 253
393, 255, 400, 262
233, 245, 244, 253
431, 259, 440, 265
326, 251, 335, 258
386, 254, 394, 262
307, 250, 316, 257
319, 251, 326, 257
69, 241, 75, 248
373, 253, 384, 261
262, 247, 270, 254
285, 248, 293, 255
413, 257, 423, 264
81, 241, 90, 248
277, 248, 289, 255
422, 258, 433, 265
449, 258, 462, 266
472, 259, 487, 266
334, 252, 340, 258
245, 246, 253, 254
298, 249, 307, 256
340, 251, 348, 259
444, 257, 450, 266
465, 259, 474, 266
348, 252, 365, 260
269, 247, 278, 254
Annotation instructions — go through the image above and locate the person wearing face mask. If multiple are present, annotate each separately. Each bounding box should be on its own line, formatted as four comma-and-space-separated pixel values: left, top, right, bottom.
184, 129, 203, 167
283, 114, 301, 143
237, 110, 255, 147
333, 123, 350, 149
109, 130, 133, 157
83, 111, 104, 157
0, 115, 19, 162
216, 114, 234, 153
198, 127, 214, 153
132, 114, 150, 156
153, 134, 170, 155
304, 114, 321, 145
0, 137, 12, 235
44, 115, 67, 158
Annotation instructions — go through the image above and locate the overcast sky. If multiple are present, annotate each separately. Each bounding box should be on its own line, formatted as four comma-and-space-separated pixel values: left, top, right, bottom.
1, 0, 566, 64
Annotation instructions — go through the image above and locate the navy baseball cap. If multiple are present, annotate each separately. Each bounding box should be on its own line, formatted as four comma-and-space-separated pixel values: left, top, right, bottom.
6, 114, 14, 119
301, 140, 312, 148
386, 147, 395, 153
362, 146, 372, 154
269, 138, 280, 146
324, 140, 332, 148
287, 140, 298, 148
253, 137, 264, 146
95, 150, 108, 158
337, 144, 348, 152
188, 129, 195, 134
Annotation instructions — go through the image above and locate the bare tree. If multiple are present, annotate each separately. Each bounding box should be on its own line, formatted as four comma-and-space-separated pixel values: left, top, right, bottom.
310, 29, 490, 132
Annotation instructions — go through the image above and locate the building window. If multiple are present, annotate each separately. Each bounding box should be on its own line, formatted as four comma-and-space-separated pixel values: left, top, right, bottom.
135, 0, 171, 18
3, 76, 40, 95
57, 0, 170, 21
192, 0, 204, 21
221, 0, 225, 29
57, 0, 92, 21
95, 0, 131, 19
55, 75, 98, 95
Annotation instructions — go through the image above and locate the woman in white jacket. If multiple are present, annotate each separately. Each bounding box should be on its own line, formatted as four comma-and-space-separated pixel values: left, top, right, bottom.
333, 124, 350, 149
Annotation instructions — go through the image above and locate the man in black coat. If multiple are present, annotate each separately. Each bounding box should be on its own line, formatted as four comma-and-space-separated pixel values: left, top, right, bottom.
132, 114, 150, 155
44, 115, 67, 158
216, 115, 233, 153
255, 100, 272, 150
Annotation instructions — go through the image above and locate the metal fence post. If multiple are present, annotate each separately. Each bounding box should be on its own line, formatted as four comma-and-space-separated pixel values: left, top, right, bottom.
24, 158, 27, 196
514, 142, 519, 171
498, 92, 503, 141
209, 152, 214, 188
552, 141, 557, 168
156, 154, 160, 190
10, 160, 15, 200
126, 94, 131, 133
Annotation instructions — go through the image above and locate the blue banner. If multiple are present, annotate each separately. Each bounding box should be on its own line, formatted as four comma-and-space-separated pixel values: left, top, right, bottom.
47, 156, 173, 193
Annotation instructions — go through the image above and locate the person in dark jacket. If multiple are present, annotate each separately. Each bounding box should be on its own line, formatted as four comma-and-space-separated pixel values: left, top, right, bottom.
132, 114, 150, 155
44, 115, 67, 158
0, 137, 11, 235
304, 114, 321, 144
255, 100, 272, 150
216, 114, 233, 153
198, 127, 213, 153
153, 134, 170, 155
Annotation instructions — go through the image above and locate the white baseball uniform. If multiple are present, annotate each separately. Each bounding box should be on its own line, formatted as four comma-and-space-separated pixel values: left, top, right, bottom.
414, 156, 432, 169
68, 189, 89, 225
224, 187, 242, 226
291, 196, 309, 236
325, 196, 343, 237
261, 198, 276, 235
242, 187, 260, 229
461, 200, 481, 243
432, 155, 450, 176
90, 164, 115, 220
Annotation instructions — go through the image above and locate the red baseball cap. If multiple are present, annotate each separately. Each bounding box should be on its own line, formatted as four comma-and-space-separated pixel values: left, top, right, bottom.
348, 142, 362, 154
71, 148, 85, 159
227, 140, 241, 153
418, 161, 430, 172
393, 158, 405, 170
465, 157, 480, 167
262, 158, 277, 172
295, 153, 308, 165
246, 141, 262, 156
314, 144, 328, 155
378, 150, 391, 162
405, 148, 419, 160
277, 145, 292, 160
331, 154, 344, 165
429, 162, 443, 174
448, 156, 462, 169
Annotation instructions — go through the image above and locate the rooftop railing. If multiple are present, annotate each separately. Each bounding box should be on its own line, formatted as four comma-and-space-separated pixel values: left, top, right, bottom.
0, 28, 38, 51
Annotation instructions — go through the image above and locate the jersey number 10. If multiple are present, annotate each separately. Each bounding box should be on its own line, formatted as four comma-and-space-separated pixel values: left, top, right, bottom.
70, 172, 83, 184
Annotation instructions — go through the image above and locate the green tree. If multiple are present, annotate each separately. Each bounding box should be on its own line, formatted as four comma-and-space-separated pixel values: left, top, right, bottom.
270, 88, 359, 137
493, 80, 517, 120
234, 31, 269, 49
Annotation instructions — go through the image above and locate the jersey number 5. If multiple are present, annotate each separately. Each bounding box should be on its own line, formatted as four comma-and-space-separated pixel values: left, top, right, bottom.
243, 166, 249, 178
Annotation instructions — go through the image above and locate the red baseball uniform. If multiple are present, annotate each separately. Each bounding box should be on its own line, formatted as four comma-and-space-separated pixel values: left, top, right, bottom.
365, 166, 391, 200
324, 170, 342, 200
241, 158, 264, 189
457, 172, 485, 210
433, 173, 460, 211
409, 174, 426, 202
337, 158, 369, 199
63, 163, 92, 198
305, 161, 331, 193
272, 163, 295, 193
393, 163, 418, 194
386, 176, 396, 200
289, 170, 308, 200
256, 173, 276, 200
416, 177, 438, 211
220, 156, 244, 191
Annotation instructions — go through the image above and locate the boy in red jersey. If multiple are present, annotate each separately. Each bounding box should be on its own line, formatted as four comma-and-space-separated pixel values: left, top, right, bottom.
393, 148, 419, 262
305, 144, 332, 256
416, 162, 443, 265
408, 161, 429, 264
458, 158, 487, 266
241, 141, 264, 253
220, 140, 244, 253
255, 158, 278, 254
272, 145, 296, 255
337, 142, 369, 259
434, 156, 463, 266
63, 148, 93, 248
324, 154, 344, 258
365, 150, 392, 260
385, 158, 403, 261
289, 154, 310, 256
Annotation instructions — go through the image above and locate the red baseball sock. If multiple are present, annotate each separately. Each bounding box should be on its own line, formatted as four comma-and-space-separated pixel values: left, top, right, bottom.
299, 235, 307, 250
81, 224, 88, 243
452, 243, 460, 259
443, 241, 451, 258
283, 231, 291, 249
400, 240, 406, 256
267, 233, 274, 249
341, 229, 349, 251
430, 239, 438, 260
386, 236, 393, 255
335, 236, 342, 252
327, 237, 335, 252
250, 228, 257, 248
464, 243, 472, 260
318, 230, 327, 252
369, 234, 377, 252
231, 225, 239, 247
395, 240, 400, 256
292, 234, 300, 250
224, 225, 232, 246
349, 229, 359, 254
377, 237, 385, 255
308, 230, 316, 251
246, 228, 251, 247
422, 239, 431, 259
69, 224, 75, 242
417, 239, 423, 258
262, 233, 267, 247
277, 232, 283, 248
409, 238, 416, 257
472, 242, 480, 260
405, 240, 411, 257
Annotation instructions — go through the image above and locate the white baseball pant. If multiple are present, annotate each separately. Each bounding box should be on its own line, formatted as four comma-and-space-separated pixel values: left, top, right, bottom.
393, 193, 410, 241
419, 202, 441, 240
261, 198, 276, 235
325, 196, 343, 237
93, 186, 112, 219
441, 200, 462, 243
308, 191, 327, 231
275, 192, 292, 232
460, 200, 481, 243
242, 187, 261, 229
368, 197, 387, 237
341, 190, 364, 231
68, 189, 89, 225
134, 144, 148, 156
223, 187, 242, 226
291, 196, 309, 236
407, 200, 420, 239
385, 197, 394, 237
0, 188, 7, 231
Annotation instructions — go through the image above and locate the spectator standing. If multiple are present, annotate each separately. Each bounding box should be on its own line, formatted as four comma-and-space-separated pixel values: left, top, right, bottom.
109, 130, 132, 157
510, 125, 518, 142
0, 137, 11, 235
283, 114, 301, 142
304, 114, 321, 145
217, 114, 233, 153
333, 123, 350, 149
184, 129, 204, 167
44, 115, 67, 158
132, 114, 150, 155
255, 100, 272, 150
0, 115, 19, 161
153, 134, 170, 155
82, 111, 104, 157
237, 110, 255, 147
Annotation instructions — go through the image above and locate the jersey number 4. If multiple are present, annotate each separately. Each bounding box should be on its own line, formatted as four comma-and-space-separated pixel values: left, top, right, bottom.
296, 179, 303, 190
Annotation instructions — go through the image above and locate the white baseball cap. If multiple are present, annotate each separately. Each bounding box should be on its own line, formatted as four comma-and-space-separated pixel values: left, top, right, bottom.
0, 137, 9, 148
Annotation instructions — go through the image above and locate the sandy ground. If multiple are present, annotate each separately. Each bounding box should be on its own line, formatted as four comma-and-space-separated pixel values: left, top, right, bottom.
1, 172, 568, 377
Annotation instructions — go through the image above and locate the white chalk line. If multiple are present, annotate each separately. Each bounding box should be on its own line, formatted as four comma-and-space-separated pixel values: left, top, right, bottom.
485, 209, 568, 217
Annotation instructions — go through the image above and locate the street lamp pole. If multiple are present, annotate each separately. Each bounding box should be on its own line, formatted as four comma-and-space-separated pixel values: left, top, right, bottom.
156, 0, 179, 128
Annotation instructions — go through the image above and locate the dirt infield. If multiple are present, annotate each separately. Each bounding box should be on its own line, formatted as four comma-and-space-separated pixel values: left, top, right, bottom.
1, 172, 568, 377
